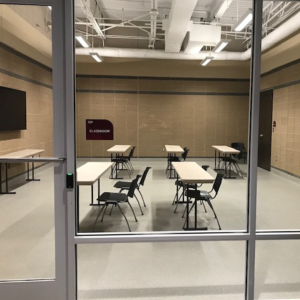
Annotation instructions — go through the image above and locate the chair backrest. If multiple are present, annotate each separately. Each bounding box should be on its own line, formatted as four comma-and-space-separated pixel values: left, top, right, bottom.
231, 142, 245, 151
139, 167, 151, 186
201, 165, 210, 171
128, 146, 136, 159
181, 149, 189, 161
127, 178, 139, 198
212, 173, 224, 195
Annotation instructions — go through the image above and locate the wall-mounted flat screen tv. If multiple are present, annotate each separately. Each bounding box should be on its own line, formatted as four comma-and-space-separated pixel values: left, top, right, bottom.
0, 86, 26, 131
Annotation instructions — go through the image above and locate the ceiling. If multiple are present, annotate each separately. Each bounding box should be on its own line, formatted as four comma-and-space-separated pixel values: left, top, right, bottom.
74, 0, 300, 53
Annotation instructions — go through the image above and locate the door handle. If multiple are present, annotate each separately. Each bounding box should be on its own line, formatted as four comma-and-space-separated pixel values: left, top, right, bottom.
260, 134, 264, 137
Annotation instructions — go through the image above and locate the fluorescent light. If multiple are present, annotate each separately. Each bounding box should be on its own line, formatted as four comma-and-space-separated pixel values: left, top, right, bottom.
233, 9, 253, 32
213, 39, 231, 53
215, 0, 233, 19
201, 56, 214, 66
48, 6, 52, 10
75, 34, 91, 48
90, 52, 102, 63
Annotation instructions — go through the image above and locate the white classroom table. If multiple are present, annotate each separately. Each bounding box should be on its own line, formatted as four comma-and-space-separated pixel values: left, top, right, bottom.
0, 149, 44, 194
172, 162, 214, 230
107, 145, 131, 179
165, 145, 184, 179
212, 145, 240, 179
77, 162, 113, 205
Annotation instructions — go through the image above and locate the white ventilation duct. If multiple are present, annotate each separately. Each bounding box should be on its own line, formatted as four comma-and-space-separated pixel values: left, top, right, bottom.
76, 10, 300, 61
183, 24, 221, 54
163, 0, 198, 52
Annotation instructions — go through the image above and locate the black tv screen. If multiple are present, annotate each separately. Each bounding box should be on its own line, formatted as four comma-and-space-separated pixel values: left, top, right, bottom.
0, 86, 26, 131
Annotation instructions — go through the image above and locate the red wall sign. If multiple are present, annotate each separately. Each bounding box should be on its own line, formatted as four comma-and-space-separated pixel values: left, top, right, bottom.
86, 119, 114, 140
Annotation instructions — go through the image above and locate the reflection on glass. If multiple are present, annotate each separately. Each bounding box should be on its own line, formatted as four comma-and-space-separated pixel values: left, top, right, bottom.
255, 240, 300, 299
257, 0, 300, 230
0, 5, 54, 280
78, 242, 245, 300
75, 0, 252, 233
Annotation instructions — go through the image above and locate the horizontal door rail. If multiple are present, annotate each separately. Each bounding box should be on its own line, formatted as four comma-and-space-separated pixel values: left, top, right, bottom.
0, 157, 65, 163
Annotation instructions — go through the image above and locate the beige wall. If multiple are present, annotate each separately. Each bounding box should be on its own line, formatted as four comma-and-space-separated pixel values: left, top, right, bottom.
261, 61, 300, 177
76, 76, 249, 158
0, 45, 53, 179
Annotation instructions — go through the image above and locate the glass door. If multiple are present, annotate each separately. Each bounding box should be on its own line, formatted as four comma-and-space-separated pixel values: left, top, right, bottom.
0, 0, 75, 299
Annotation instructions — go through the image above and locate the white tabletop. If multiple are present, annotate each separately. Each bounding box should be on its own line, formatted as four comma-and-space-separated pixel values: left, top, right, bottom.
77, 162, 113, 185
0, 149, 44, 158
165, 145, 184, 154
107, 145, 131, 153
172, 162, 214, 184
212, 145, 240, 154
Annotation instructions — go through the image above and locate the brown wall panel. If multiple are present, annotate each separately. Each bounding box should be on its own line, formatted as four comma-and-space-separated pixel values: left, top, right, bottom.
76, 76, 249, 158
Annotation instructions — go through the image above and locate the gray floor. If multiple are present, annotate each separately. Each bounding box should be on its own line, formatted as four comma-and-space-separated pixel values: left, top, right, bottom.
0, 158, 300, 299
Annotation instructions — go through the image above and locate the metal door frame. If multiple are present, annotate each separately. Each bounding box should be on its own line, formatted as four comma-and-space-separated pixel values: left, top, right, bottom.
72, 1, 300, 300
0, 0, 76, 299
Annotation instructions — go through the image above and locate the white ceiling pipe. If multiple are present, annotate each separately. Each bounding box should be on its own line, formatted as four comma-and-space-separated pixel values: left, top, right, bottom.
75, 47, 244, 60
76, 10, 300, 61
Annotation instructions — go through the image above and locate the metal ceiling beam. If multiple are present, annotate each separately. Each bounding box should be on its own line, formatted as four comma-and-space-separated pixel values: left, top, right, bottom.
77, 0, 105, 39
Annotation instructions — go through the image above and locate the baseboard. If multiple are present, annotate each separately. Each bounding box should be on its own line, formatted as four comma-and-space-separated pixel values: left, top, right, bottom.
271, 166, 300, 184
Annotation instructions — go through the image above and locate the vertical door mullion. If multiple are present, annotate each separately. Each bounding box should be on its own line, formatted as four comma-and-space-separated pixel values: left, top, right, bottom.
52, 0, 70, 299
245, 0, 263, 300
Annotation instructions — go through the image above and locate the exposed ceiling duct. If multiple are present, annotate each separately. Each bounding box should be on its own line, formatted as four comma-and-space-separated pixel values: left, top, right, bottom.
183, 24, 221, 54
76, 10, 300, 62
163, 0, 198, 52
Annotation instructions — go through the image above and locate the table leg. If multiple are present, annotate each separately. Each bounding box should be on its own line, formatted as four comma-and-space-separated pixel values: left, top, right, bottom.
26, 155, 40, 182
214, 150, 217, 169
91, 185, 94, 205
93, 179, 104, 206
0, 163, 16, 195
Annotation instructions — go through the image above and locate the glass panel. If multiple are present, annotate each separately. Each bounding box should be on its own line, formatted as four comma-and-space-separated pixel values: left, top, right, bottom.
78, 241, 245, 300
0, 4, 54, 280
257, 0, 300, 230
255, 240, 300, 299
75, 0, 252, 233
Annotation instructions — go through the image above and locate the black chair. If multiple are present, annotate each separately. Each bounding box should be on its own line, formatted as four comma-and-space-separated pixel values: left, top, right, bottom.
114, 167, 151, 207
93, 178, 139, 232
231, 142, 247, 163
221, 152, 244, 178
184, 173, 224, 230
111, 146, 135, 177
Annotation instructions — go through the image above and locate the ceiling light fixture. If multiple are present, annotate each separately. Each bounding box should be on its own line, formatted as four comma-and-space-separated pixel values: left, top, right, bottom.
75, 34, 91, 48
201, 56, 214, 66
213, 39, 231, 53
215, 0, 233, 19
233, 9, 253, 32
90, 52, 102, 63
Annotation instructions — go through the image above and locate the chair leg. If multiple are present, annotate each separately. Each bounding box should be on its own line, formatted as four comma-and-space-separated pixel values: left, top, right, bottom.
116, 203, 131, 232
93, 204, 106, 231
127, 201, 138, 222
206, 199, 221, 230
101, 204, 108, 222
137, 188, 146, 207
134, 194, 144, 215
109, 204, 115, 215
201, 200, 207, 213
